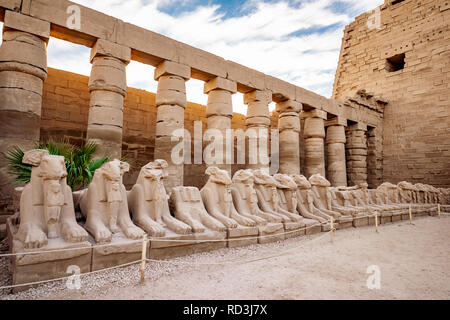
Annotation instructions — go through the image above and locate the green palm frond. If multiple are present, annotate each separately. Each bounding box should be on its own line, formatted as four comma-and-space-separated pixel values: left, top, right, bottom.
3, 141, 109, 190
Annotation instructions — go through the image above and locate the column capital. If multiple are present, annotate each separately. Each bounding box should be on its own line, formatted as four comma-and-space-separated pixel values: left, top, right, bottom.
154, 60, 191, 81
90, 39, 131, 65
244, 89, 272, 105
348, 122, 368, 131
325, 116, 347, 127
276, 99, 303, 114
204, 77, 237, 94
300, 109, 327, 120
4, 10, 50, 41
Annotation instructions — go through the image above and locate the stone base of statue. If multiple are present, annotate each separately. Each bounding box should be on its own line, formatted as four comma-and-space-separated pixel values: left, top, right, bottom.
353, 213, 369, 227
281, 221, 303, 240
428, 205, 438, 216
149, 229, 227, 260
257, 222, 285, 244
321, 221, 338, 232
7, 219, 91, 293
336, 215, 354, 229
391, 211, 403, 222
304, 221, 322, 235
91, 232, 144, 271
380, 211, 393, 224
440, 205, 450, 212
227, 226, 259, 248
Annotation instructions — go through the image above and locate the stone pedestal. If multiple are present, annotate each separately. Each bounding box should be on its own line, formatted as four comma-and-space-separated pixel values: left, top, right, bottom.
276, 100, 303, 175
325, 117, 348, 187
227, 226, 259, 248
244, 90, 272, 172
346, 123, 368, 186
87, 39, 131, 160
91, 232, 143, 271
154, 61, 191, 193
7, 219, 91, 293
302, 110, 327, 178
0, 12, 50, 216
149, 229, 227, 260
204, 77, 237, 176
283, 221, 306, 239
258, 222, 285, 244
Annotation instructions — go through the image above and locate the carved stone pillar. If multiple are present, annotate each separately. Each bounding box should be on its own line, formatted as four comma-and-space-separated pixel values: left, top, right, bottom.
244, 90, 272, 172
204, 77, 237, 176
0, 12, 49, 212
276, 100, 303, 175
302, 109, 327, 178
154, 61, 191, 193
87, 39, 131, 159
346, 122, 368, 186
325, 117, 347, 187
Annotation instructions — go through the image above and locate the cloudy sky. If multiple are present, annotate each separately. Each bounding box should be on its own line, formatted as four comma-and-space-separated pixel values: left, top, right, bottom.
1, 0, 383, 114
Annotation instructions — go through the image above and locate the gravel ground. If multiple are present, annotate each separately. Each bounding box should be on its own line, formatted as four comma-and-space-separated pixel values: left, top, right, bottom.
1, 215, 449, 300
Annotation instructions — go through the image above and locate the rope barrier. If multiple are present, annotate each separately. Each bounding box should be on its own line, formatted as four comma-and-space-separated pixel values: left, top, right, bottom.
0, 221, 327, 258
1, 209, 447, 292
0, 230, 332, 291
0, 259, 143, 290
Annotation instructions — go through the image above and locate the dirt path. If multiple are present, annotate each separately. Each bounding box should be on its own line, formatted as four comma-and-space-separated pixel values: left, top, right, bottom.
2, 216, 450, 300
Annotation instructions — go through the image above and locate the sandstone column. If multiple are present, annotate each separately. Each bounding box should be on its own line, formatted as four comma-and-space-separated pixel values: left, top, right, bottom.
325, 117, 347, 187
367, 126, 383, 188
244, 90, 272, 172
302, 109, 327, 178
0, 12, 49, 213
345, 122, 368, 186
204, 77, 237, 176
154, 61, 191, 192
276, 100, 303, 175
87, 39, 131, 160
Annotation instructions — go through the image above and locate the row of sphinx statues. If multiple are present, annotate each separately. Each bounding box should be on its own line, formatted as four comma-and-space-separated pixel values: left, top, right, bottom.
12, 149, 450, 249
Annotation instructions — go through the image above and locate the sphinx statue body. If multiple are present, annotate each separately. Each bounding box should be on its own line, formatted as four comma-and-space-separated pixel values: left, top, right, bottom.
128, 160, 192, 236
79, 159, 145, 243
15, 149, 88, 248
273, 174, 320, 229
290, 174, 331, 224
200, 166, 257, 228
170, 186, 227, 233
252, 169, 303, 223
308, 174, 353, 227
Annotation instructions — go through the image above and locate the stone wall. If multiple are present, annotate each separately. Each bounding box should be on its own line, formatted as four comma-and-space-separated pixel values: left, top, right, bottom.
40, 67, 247, 190
333, 0, 450, 188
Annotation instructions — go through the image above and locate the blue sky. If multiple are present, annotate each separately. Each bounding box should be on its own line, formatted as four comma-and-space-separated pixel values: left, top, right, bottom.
0, 0, 384, 114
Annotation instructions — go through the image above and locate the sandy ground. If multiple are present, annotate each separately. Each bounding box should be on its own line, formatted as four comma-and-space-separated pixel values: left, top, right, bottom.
1, 215, 449, 300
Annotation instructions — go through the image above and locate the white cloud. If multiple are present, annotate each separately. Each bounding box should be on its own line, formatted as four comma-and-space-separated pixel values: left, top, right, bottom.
1, 0, 385, 114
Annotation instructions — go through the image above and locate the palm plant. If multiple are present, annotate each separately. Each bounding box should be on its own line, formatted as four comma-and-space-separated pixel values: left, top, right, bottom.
4, 140, 109, 190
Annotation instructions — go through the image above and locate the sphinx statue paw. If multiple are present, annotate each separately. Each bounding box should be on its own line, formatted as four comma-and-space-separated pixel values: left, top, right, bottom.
191, 222, 205, 233
172, 221, 192, 235
146, 224, 166, 237
240, 216, 257, 227
124, 225, 145, 240
62, 222, 88, 243
21, 226, 48, 249
223, 218, 238, 229
94, 227, 112, 243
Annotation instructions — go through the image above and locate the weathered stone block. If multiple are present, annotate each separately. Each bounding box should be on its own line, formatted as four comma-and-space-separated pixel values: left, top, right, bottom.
258, 222, 285, 244
154, 60, 191, 81
227, 226, 258, 248
204, 77, 237, 94
91, 39, 131, 64
91, 232, 143, 271
4, 10, 50, 39
7, 220, 91, 293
